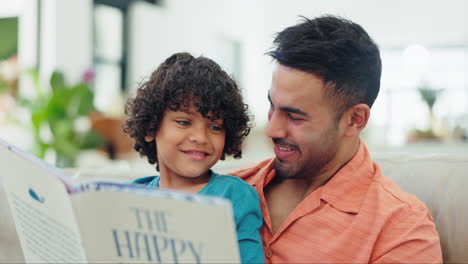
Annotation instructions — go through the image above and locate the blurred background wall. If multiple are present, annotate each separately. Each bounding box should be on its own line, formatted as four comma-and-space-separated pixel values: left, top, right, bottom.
1, 0, 467, 168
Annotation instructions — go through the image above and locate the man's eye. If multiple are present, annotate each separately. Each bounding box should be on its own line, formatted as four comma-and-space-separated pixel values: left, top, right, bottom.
175, 120, 190, 126
288, 114, 304, 121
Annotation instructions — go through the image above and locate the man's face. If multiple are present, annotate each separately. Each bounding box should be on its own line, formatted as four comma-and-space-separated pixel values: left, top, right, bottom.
267, 64, 343, 180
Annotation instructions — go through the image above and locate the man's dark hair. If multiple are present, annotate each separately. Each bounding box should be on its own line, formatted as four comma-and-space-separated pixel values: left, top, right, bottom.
267, 15, 382, 118
123, 52, 252, 170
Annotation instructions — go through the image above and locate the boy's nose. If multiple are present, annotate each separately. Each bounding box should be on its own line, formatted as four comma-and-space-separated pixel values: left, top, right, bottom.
189, 127, 208, 144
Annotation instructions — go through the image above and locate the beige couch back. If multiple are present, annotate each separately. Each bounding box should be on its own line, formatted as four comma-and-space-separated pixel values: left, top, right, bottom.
1, 153, 467, 263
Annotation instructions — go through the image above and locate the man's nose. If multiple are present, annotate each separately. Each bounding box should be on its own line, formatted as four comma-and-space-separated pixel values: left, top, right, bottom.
266, 111, 287, 139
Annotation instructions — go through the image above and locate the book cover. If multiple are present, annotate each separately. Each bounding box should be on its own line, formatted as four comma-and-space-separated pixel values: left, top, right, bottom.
0, 139, 240, 263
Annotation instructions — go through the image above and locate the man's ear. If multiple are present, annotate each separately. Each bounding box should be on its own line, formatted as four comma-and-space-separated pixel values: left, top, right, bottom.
144, 136, 155, 142
340, 104, 370, 137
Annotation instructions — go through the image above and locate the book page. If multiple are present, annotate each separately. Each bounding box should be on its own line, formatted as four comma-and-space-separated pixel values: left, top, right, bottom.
0, 141, 87, 263
71, 182, 240, 263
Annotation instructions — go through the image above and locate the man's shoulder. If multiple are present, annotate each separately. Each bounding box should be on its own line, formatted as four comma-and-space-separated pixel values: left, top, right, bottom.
228, 158, 274, 181
368, 169, 431, 218
363, 165, 442, 262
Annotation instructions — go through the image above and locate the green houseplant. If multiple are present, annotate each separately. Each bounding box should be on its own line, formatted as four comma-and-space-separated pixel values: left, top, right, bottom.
21, 69, 105, 167
408, 83, 444, 142
418, 84, 444, 127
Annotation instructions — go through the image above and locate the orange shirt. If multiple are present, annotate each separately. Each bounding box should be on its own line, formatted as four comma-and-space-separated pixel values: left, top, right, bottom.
230, 142, 442, 263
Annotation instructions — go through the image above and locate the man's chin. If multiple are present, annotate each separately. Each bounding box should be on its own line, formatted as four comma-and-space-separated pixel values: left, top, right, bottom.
274, 158, 295, 179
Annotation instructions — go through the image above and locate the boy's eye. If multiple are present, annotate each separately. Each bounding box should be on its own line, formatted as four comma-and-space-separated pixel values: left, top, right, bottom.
209, 125, 224, 131
175, 120, 190, 126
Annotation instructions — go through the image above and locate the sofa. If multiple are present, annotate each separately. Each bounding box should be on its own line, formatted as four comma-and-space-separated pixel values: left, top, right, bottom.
1, 152, 467, 263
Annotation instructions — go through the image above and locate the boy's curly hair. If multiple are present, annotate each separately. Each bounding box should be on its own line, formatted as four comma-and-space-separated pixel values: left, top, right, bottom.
123, 52, 253, 170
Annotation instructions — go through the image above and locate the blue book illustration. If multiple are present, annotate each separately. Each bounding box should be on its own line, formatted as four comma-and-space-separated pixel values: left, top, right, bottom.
28, 187, 45, 203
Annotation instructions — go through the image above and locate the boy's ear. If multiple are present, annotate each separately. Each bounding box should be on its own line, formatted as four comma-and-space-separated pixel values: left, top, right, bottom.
340, 103, 370, 137
144, 136, 155, 142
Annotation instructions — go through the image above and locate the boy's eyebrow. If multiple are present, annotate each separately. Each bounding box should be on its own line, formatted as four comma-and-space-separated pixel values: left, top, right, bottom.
177, 109, 194, 115
177, 108, 224, 122
267, 94, 308, 117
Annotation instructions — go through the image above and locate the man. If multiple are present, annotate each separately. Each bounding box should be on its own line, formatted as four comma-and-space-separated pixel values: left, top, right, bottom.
231, 15, 442, 263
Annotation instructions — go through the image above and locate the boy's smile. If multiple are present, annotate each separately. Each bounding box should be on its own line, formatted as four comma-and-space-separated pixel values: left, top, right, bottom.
145, 104, 225, 190
182, 149, 211, 160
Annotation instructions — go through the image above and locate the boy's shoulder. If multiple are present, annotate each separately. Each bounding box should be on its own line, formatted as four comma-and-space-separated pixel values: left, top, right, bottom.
211, 173, 253, 189
208, 173, 259, 202
213, 173, 247, 183
129, 175, 158, 186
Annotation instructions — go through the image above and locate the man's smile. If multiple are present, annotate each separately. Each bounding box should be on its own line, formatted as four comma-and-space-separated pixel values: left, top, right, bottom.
272, 139, 298, 160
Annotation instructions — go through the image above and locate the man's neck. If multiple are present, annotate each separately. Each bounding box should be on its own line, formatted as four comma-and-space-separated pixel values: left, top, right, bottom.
288, 138, 361, 197
264, 138, 360, 233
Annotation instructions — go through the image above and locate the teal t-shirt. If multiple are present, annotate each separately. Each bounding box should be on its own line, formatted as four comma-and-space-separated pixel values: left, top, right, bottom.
131, 171, 265, 264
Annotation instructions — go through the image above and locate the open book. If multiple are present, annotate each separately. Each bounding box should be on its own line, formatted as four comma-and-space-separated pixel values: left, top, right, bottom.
0, 139, 240, 263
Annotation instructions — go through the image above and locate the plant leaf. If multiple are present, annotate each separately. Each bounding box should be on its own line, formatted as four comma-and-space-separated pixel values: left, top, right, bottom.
31, 109, 46, 131
26, 68, 43, 98
50, 71, 66, 91
69, 83, 95, 116
79, 130, 106, 149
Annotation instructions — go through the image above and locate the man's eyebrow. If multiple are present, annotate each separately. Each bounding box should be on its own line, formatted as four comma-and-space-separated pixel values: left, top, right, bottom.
267, 94, 308, 117
280, 106, 308, 117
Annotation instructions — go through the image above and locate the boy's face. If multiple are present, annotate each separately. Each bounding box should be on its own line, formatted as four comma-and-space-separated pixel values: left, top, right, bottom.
148, 104, 225, 182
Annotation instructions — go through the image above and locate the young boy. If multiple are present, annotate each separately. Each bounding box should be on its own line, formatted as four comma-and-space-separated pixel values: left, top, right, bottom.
123, 52, 264, 264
